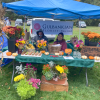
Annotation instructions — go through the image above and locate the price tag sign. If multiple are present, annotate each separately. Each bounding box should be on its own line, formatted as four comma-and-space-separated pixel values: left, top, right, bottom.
81, 46, 100, 57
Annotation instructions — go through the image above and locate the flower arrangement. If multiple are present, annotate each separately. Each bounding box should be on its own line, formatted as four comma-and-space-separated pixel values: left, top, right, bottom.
81, 31, 100, 42
42, 61, 68, 81
15, 39, 25, 49
37, 39, 47, 50
74, 40, 84, 52
13, 63, 41, 100
2, 26, 15, 38
2, 26, 25, 39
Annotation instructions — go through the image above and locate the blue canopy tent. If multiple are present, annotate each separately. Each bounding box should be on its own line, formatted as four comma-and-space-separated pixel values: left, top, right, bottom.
2, 0, 100, 39
2, 0, 100, 20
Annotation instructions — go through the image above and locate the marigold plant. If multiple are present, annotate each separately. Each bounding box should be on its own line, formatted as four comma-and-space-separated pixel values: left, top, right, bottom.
42, 64, 51, 75
81, 31, 100, 42
2, 26, 24, 39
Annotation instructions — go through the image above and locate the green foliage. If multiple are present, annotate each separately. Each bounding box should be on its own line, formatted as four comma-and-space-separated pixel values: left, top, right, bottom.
17, 79, 36, 100
44, 71, 54, 80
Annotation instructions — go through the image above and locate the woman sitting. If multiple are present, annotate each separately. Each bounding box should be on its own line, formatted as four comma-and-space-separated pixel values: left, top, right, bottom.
53, 32, 67, 51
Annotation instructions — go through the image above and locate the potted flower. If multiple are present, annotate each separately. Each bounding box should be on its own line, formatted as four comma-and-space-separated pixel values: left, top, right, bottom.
15, 39, 25, 54
73, 40, 84, 52
81, 31, 100, 46
81, 31, 91, 46
2, 26, 16, 52
2, 26, 25, 52
13, 63, 41, 100
87, 32, 100, 46
42, 61, 69, 84
36, 39, 47, 52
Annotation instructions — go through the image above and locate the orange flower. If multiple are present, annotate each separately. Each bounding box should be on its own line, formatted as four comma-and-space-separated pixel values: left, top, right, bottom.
41, 40, 44, 44
44, 41, 47, 43
37, 40, 40, 43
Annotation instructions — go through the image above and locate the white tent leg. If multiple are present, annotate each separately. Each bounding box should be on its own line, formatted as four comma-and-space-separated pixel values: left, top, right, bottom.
79, 26, 81, 40
79, 19, 81, 40
24, 16, 26, 32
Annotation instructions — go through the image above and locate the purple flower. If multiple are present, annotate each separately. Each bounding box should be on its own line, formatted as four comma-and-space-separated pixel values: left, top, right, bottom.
78, 40, 83, 44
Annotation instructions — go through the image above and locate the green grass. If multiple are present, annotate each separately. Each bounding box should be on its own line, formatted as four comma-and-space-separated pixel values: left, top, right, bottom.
1, 62, 100, 100
0, 21, 100, 100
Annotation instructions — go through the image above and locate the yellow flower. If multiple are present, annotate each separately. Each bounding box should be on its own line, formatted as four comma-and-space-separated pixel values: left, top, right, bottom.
14, 74, 26, 82
43, 42, 46, 47
18, 41, 21, 43
38, 43, 42, 48
15, 43, 19, 47
56, 65, 64, 73
21, 40, 25, 44
22, 32, 25, 36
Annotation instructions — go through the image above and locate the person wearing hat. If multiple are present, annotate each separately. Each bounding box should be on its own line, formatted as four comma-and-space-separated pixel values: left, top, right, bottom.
31, 29, 48, 50
53, 32, 67, 51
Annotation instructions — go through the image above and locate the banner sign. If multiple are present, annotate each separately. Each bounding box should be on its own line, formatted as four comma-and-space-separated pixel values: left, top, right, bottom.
32, 21, 73, 35
81, 46, 100, 57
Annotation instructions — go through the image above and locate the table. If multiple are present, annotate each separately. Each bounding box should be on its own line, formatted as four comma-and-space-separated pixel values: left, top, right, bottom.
0, 50, 15, 84
0, 50, 95, 86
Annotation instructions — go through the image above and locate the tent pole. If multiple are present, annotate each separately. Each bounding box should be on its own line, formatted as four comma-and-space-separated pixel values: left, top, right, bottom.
24, 16, 26, 32
79, 18, 81, 40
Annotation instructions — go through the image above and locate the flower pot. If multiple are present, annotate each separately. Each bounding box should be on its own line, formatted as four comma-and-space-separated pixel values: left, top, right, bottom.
85, 39, 89, 46
89, 41, 98, 46
44, 75, 67, 85
18, 49, 22, 54
8, 38, 16, 53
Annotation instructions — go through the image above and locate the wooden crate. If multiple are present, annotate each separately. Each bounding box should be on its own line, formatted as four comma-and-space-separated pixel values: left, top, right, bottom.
40, 76, 68, 92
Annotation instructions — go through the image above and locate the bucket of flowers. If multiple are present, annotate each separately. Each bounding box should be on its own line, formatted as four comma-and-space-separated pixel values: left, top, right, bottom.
2, 26, 25, 52
73, 40, 84, 52
15, 39, 26, 54
42, 61, 68, 84
13, 63, 41, 100
36, 39, 47, 53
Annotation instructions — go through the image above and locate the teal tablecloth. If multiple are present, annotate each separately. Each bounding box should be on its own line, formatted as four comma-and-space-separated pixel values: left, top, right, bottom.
15, 54, 94, 68
2, 46, 8, 52
67, 42, 75, 51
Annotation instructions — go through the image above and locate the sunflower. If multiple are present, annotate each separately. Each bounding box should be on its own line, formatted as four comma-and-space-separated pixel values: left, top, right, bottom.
43, 42, 46, 47
22, 32, 25, 36
15, 43, 19, 47
38, 43, 42, 48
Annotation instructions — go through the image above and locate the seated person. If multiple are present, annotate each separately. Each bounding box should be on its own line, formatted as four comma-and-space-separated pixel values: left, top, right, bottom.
31, 29, 49, 50
53, 32, 67, 51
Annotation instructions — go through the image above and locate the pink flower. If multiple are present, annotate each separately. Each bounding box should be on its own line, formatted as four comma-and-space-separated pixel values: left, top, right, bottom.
26, 63, 32, 66
76, 44, 80, 48
16, 40, 18, 42
28, 78, 41, 89
33, 67, 37, 71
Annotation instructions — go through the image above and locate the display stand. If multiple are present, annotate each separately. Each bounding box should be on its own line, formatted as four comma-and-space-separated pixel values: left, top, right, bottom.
40, 75, 68, 92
